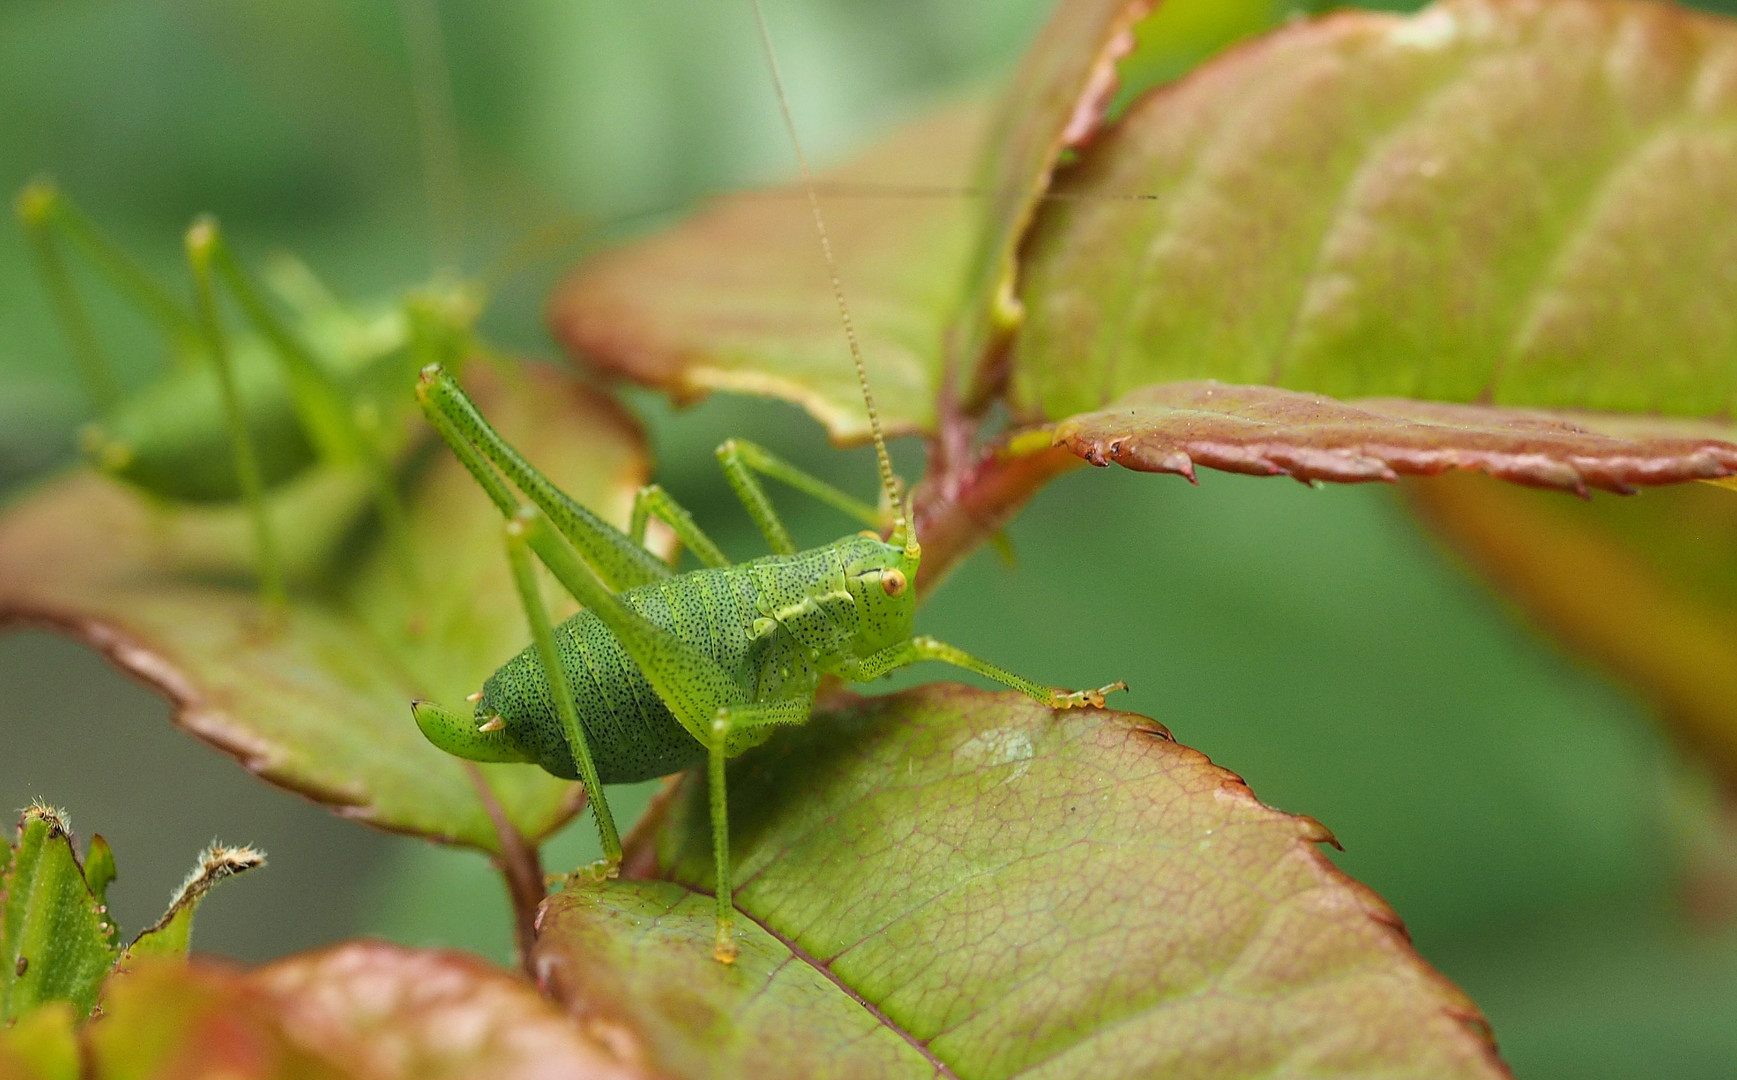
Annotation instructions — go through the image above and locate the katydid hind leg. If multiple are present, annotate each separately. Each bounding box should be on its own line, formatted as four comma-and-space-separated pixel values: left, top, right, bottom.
504, 510, 622, 868
706, 695, 815, 964
416, 364, 670, 591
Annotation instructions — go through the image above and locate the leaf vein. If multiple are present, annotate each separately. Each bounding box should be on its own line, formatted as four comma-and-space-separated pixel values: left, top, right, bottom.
729, 903, 959, 1079
1490, 47, 1713, 405
1266, 58, 1485, 388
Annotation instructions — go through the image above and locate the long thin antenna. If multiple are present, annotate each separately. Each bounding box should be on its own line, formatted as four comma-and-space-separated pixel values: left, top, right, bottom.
749, 0, 900, 521
399, 0, 465, 276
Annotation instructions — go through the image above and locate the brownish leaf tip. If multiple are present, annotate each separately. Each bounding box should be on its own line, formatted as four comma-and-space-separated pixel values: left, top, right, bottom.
1052, 382, 1737, 495
95, 943, 650, 1080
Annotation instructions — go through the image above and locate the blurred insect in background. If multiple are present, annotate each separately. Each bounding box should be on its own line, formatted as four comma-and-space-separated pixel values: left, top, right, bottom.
14, 180, 481, 607
408, 0, 1127, 964
10, 0, 492, 609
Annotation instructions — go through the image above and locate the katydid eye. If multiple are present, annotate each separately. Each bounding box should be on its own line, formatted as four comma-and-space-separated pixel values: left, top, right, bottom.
881, 569, 907, 597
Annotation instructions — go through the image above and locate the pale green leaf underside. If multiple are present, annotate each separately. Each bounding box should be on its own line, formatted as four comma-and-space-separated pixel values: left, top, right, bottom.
538, 686, 1509, 1080
1017, 0, 1737, 420
550, 104, 991, 443
0, 367, 647, 851
949, 0, 1155, 392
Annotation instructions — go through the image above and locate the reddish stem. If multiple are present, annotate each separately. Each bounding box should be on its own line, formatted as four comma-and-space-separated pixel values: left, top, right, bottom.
617, 774, 687, 880
912, 437, 1082, 597
463, 763, 548, 978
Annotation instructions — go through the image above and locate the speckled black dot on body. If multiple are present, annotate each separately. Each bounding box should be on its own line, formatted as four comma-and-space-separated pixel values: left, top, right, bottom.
477, 535, 915, 784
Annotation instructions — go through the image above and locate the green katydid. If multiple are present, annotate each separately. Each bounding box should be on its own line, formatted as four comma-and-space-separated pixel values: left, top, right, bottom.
408, 0, 1127, 964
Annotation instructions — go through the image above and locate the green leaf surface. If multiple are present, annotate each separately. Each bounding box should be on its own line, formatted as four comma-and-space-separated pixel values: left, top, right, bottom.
1016, 0, 1737, 420
1409, 471, 1737, 785
536, 685, 1510, 1079
0, 806, 119, 1022
88, 945, 644, 1080
551, 103, 990, 443
0, 365, 649, 850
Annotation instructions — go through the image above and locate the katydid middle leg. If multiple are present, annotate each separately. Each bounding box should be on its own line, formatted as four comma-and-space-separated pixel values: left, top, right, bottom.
706, 694, 815, 962
630, 484, 729, 568
417, 364, 671, 592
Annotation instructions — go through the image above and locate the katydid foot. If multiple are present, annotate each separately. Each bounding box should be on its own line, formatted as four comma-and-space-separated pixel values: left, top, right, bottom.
713, 918, 738, 965
1049, 681, 1129, 709
565, 856, 621, 886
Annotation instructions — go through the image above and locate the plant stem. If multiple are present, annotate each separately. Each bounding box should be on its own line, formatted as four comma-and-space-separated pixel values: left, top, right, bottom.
912, 438, 1081, 598
462, 763, 545, 978
618, 774, 686, 880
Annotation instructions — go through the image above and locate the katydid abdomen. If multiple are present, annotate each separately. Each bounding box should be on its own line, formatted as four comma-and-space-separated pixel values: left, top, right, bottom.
87, 341, 319, 503
81, 296, 451, 504
476, 548, 854, 784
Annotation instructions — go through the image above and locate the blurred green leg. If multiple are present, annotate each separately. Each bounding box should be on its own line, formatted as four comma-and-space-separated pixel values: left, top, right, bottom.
15, 181, 121, 412
207, 228, 418, 590
186, 217, 285, 610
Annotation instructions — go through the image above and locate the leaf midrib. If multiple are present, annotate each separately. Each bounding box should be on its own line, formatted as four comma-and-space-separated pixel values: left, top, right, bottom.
733, 902, 959, 1080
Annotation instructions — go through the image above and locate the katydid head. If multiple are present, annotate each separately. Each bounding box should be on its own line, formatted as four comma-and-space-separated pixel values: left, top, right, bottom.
842, 513, 921, 655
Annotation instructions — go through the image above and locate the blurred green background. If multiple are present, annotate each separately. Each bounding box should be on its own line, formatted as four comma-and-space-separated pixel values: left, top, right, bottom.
2, 1, 1735, 1077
